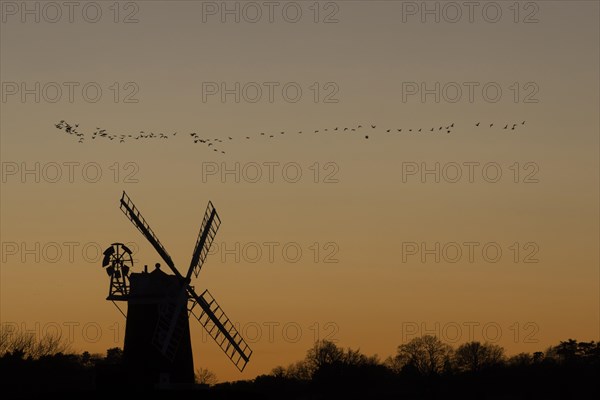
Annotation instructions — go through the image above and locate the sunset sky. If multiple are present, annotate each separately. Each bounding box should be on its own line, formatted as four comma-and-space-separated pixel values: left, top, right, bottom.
1, 1, 598, 382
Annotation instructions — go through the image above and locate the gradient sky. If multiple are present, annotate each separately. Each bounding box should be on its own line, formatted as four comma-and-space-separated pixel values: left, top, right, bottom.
1, 1, 598, 382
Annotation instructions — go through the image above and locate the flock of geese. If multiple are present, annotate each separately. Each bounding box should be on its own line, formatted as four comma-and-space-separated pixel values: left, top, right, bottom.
55, 120, 526, 154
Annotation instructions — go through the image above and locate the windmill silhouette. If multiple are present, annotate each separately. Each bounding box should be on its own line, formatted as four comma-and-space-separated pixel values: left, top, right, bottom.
101, 191, 252, 387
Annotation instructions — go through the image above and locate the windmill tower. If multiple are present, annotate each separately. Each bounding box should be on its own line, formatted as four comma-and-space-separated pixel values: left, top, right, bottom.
101, 191, 252, 387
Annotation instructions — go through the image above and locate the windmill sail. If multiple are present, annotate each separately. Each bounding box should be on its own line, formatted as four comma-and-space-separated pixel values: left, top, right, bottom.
189, 288, 253, 372
187, 201, 221, 279
120, 191, 175, 270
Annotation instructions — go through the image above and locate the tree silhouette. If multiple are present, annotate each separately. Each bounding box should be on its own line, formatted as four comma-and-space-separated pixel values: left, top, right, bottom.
508, 352, 533, 367
195, 367, 218, 385
0, 330, 70, 359
390, 335, 453, 376
275, 360, 312, 380
105, 347, 123, 363
455, 341, 504, 372
305, 339, 344, 374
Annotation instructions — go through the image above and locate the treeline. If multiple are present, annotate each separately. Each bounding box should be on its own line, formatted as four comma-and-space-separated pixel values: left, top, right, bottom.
0, 330, 123, 397
216, 336, 600, 399
1, 331, 599, 399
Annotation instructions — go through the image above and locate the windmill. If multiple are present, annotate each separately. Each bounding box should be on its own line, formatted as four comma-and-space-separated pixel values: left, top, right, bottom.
101, 191, 252, 387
